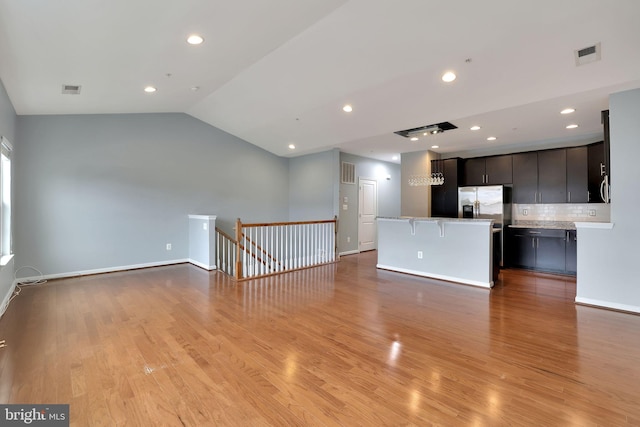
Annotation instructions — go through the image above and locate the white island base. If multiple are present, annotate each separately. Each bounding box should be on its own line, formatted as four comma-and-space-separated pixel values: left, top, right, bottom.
376, 217, 496, 288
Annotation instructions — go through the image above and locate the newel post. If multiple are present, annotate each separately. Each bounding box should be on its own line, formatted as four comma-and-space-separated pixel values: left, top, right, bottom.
235, 217, 243, 280
334, 215, 339, 260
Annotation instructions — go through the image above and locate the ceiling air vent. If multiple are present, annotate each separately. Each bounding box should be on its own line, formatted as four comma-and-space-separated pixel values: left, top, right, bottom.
574, 42, 601, 66
341, 162, 356, 184
61, 84, 82, 95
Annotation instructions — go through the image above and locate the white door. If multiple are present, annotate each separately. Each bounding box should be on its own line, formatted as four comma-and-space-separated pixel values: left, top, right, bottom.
358, 178, 377, 252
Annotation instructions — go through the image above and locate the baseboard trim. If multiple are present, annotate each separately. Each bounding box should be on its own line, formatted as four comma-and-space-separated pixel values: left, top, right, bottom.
575, 297, 640, 315
0, 280, 17, 319
339, 250, 360, 256
15, 259, 190, 284
376, 264, 493, 289
188, 259, 217, 271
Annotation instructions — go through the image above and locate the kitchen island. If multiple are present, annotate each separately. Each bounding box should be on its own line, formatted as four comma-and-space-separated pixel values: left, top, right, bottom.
377, 217, 497, 288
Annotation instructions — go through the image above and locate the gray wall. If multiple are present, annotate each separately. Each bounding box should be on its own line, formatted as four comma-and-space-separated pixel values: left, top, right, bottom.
0, 79, 16, 309
576, 88, 640, 311
338, 152, 401, 254
14, 113, 290, 277
288, 149, 340, 221
401, 150, 436, 217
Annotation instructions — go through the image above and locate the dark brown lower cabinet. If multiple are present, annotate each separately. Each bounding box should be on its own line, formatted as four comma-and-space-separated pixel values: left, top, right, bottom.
565, 230, 577, 274
507, 227, 575, 275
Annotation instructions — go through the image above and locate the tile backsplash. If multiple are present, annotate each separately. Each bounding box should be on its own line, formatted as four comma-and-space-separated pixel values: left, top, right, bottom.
512, 203, 610, 222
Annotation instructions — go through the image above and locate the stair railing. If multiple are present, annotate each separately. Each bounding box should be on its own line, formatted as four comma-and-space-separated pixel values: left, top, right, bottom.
215, 216, 338, 281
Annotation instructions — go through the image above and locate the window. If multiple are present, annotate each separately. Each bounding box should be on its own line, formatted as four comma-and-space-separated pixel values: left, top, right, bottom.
0, 136, 11, 262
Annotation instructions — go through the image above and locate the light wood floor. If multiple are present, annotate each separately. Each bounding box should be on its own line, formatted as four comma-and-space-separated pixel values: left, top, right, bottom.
1, 251, 640, 426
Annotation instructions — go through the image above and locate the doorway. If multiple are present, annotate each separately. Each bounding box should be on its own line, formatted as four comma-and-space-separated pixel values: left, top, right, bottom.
358, 178, 378, 252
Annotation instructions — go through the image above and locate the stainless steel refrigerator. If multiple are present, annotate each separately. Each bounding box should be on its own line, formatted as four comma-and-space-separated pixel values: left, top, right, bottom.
458, 185, 511, 265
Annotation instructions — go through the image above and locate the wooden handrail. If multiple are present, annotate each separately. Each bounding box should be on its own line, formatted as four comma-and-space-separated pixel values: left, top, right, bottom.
241, 219, 336, 228
215, 226, 236, 243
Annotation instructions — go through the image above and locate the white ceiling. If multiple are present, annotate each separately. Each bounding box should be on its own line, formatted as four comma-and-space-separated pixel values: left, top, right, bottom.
1, 0, 640, 163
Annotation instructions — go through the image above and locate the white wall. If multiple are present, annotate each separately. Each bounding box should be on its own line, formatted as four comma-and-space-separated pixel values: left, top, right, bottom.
576, 88, 640, 312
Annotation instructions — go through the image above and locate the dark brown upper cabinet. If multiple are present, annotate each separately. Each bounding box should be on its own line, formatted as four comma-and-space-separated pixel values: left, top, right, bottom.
431, 158, 462, 218
537, 149, 567, 203
462, 155, 512, 186
566, 146, 588, 203
512, 152, 538, 204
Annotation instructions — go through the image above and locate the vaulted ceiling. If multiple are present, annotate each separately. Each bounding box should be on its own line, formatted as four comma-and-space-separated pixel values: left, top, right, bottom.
1, 0, 639, 162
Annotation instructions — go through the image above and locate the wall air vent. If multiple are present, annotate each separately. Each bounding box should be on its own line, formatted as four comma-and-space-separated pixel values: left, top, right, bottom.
61, 84, 82, 95
341, 162, 356, 184
574, 42, 601, 66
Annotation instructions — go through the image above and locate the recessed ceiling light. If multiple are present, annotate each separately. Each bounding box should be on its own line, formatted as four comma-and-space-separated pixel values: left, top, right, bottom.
431, 145, 439, 149
561, 108, 576, 114
342, 104, 353, 113
144, 86, 157, 93
190, 86, 200, 92
441, 71, 456, 83
392, 155, 398, 161
566, 124, 579, 129
487, 136, 497, 141
470, 125, 481, 131
410, 137, 419, 142
288, 144, 296, 150
187, 34, 204, 45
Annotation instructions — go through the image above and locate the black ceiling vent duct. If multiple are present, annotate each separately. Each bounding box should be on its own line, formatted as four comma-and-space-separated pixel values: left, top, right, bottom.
395, 121, 458, 139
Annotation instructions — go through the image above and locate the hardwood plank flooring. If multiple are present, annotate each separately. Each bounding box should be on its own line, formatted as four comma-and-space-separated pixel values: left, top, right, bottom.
1, 251, 640, 425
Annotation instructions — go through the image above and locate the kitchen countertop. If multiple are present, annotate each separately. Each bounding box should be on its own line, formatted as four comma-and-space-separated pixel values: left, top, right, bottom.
509, 220, 576, 230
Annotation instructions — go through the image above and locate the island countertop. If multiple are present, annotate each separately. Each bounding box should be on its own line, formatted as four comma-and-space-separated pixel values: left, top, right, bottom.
377, 216, 494, 223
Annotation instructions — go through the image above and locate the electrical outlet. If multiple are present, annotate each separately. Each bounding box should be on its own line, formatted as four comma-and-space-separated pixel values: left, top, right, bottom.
588, 209, 596, 216
417, 251, 423, 259
166, 243, 172, 251
347, 236, 351, 243
523, 209, 528, 216
203, 222, 208, 230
